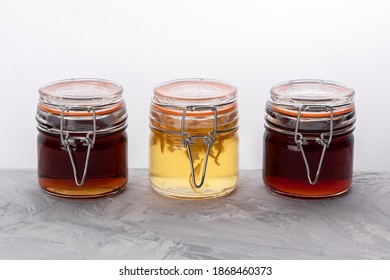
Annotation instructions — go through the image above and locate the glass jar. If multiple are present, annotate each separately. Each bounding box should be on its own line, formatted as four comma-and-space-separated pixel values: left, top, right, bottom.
149, 78, 239, 199
36, 79, 128, 198
263, 79, 356, 198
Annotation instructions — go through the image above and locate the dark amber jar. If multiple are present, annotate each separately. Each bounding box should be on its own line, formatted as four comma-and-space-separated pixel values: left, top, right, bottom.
263, 80, 356, 198
36, 79, 128, 198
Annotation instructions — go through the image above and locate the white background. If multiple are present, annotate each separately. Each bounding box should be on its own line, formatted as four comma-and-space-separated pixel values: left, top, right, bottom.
0, 0, 389, 171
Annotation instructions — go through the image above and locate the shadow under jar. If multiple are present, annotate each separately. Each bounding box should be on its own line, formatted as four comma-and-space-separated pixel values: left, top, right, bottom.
36, 79, 128, 198
149, 79, 239, 199
263, 80, 356, 198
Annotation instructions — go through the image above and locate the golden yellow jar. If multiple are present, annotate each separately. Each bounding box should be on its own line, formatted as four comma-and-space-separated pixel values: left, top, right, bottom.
149, 79, 239, 199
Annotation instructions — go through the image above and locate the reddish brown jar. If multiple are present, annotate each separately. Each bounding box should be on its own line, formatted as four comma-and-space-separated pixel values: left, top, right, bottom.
36, 79, 128, 198
263, 80, 356, 198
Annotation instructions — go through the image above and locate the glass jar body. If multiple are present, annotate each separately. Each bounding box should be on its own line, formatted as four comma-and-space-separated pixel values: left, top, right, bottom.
262, 129, 354, 198
37, 129, 128, 198
149, 130, 239, 199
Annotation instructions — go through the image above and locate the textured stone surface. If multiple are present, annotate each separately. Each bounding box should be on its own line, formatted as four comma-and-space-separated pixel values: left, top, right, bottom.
0, 169, 389, 260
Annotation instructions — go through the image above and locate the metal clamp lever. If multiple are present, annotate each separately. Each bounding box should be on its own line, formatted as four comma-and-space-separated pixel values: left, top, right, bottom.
60, 107, 96, 187
180, 105, 217, 189
294, 105, 333, 185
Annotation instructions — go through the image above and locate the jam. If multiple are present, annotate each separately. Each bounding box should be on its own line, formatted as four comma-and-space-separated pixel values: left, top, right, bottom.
263, 80, 356, 198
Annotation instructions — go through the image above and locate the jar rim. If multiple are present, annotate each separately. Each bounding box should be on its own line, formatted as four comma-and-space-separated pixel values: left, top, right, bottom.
38, 100, 126, 117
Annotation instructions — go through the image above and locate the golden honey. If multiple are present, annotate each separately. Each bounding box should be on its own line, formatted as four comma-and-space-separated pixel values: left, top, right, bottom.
149, 79, 239, 199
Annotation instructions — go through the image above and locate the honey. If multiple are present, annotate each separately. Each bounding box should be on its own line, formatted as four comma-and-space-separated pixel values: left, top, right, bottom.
36, 79, 128, 198
149, 79, 239, 199
263, 80, 356, 198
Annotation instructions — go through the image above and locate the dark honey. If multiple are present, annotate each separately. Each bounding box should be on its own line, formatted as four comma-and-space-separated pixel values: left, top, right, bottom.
36, 78, 128, 198
263, 79, 356, 198
38, 130, 127, 198
263, 129, 354, 197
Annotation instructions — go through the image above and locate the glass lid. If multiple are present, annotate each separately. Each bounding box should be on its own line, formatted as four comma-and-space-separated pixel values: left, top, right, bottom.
39, 78, 123, 107
271, 79, 354, 108
153, 78, 237, 106
269, 79, 355, 117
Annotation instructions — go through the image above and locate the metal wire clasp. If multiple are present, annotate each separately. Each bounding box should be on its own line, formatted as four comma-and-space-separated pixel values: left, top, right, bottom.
294, 105, 333, 185
60, 107, 96, 187
180, 105, 217, 189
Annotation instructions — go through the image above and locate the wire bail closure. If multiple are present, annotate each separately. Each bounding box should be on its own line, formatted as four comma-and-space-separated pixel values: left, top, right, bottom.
294, 105, 334, 185
60, 107, 97, 187
180, 105, 217, 189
